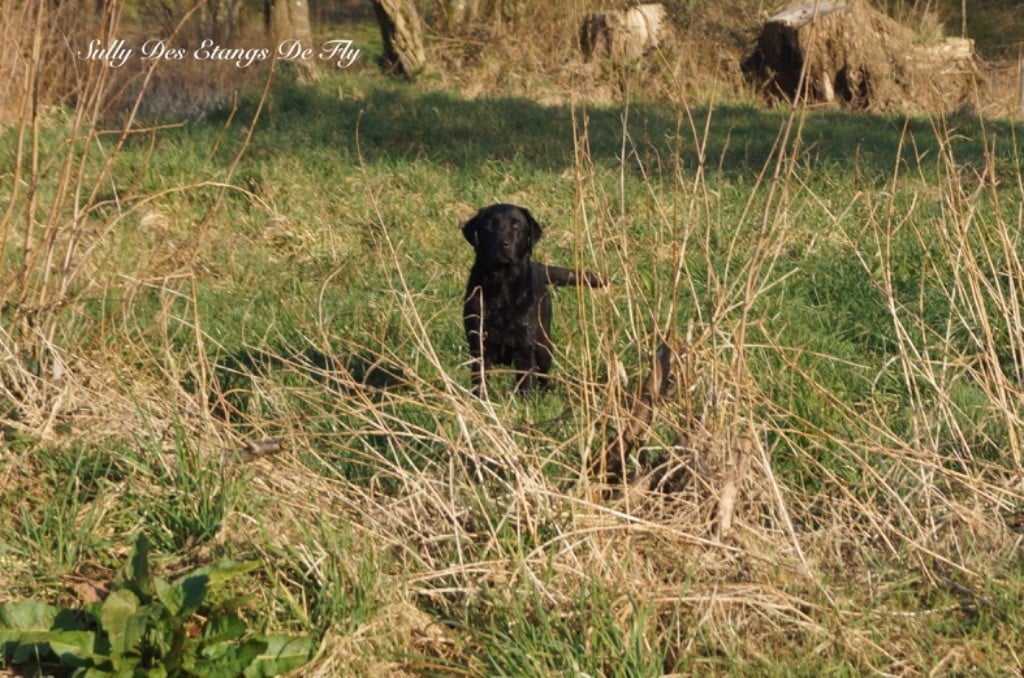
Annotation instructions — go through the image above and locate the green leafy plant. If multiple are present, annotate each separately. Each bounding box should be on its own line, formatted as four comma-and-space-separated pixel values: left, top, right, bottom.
0, 535, 314, 677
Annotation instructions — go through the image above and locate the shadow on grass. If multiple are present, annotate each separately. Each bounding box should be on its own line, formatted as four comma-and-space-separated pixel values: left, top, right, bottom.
208, 345, 410, 424
211, 77, 1023, 182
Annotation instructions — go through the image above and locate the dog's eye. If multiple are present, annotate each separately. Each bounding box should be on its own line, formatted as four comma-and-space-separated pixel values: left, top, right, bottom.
511, 222, 521, 230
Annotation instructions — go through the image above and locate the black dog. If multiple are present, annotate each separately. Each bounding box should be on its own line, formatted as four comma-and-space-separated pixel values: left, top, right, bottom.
462, 203, 604, 395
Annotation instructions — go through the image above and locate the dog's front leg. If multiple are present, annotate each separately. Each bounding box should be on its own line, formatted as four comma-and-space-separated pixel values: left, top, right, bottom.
513, 352, 538, 394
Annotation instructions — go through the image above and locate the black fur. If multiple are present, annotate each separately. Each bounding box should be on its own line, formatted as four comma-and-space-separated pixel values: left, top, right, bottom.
462, 203, 604, 395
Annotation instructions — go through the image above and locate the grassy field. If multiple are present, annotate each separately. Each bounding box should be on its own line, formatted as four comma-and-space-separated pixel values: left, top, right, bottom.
3, 5, 1024, 675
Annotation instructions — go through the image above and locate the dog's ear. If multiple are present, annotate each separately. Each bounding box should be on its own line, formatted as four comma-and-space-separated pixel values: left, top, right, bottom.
462, 212, 483, 248
521, 207, 543, 245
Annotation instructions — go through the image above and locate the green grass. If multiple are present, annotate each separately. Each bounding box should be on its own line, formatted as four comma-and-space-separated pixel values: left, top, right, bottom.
3, 47, 1024, 675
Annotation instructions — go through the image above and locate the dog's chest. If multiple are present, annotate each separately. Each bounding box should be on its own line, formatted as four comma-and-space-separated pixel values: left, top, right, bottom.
481, 284, 535, 331
468, 272, 541, 334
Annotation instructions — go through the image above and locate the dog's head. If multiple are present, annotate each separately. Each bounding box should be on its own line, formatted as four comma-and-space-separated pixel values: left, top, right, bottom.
462, 203, 543, 267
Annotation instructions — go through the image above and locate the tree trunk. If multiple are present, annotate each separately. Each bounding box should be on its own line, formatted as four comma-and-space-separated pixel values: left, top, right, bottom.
205, 0, 241, 42
372, 0, 426, 78
265, 0, 318, 81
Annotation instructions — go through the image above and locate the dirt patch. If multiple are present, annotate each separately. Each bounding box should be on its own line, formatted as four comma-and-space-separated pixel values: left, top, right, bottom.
743, 0, 980, 113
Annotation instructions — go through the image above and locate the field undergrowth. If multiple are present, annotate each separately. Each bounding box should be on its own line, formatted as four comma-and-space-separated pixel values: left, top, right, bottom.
3, 36, 1024, 675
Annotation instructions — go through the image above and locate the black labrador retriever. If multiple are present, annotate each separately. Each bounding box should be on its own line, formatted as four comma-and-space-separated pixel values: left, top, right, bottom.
462, 203, 604, 395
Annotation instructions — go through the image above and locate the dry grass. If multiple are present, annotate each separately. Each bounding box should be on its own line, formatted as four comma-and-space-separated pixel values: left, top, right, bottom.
2, 1, 1024, 674
429, 0, 754, 106
0, 1, 91, 124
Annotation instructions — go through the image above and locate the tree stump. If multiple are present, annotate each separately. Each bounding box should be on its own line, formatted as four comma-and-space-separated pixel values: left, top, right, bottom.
743, 0, 977, 113
580, 3, 667, 62
372, 0, 426, 78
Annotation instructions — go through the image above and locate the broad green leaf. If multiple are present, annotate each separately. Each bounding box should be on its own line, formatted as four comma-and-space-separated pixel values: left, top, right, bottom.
167, 573, 209, 619
194, 638, 266, 678
9, 630, 57, 662
46, 630, 98, 666
0, 599, 60, 630
177, 560, 259, 592
216, 594, 256, 613
128, 666, 167, 678
54, 608, 93, 632
117, 535, 155, 602
82, 665, 164, 678
201, 614, 247, 645
99, 589, 143, 657
242, 635, 315, 678
200, 639, 236, 663
81, 668, 117, 677
8, 630, 48, 663
153, 575, 182, 617
158, 559, 257, 619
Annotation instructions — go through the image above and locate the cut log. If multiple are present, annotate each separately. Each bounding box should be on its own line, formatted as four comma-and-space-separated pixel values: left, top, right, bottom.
581, 3, 666, 62
743, 0, 978, 113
